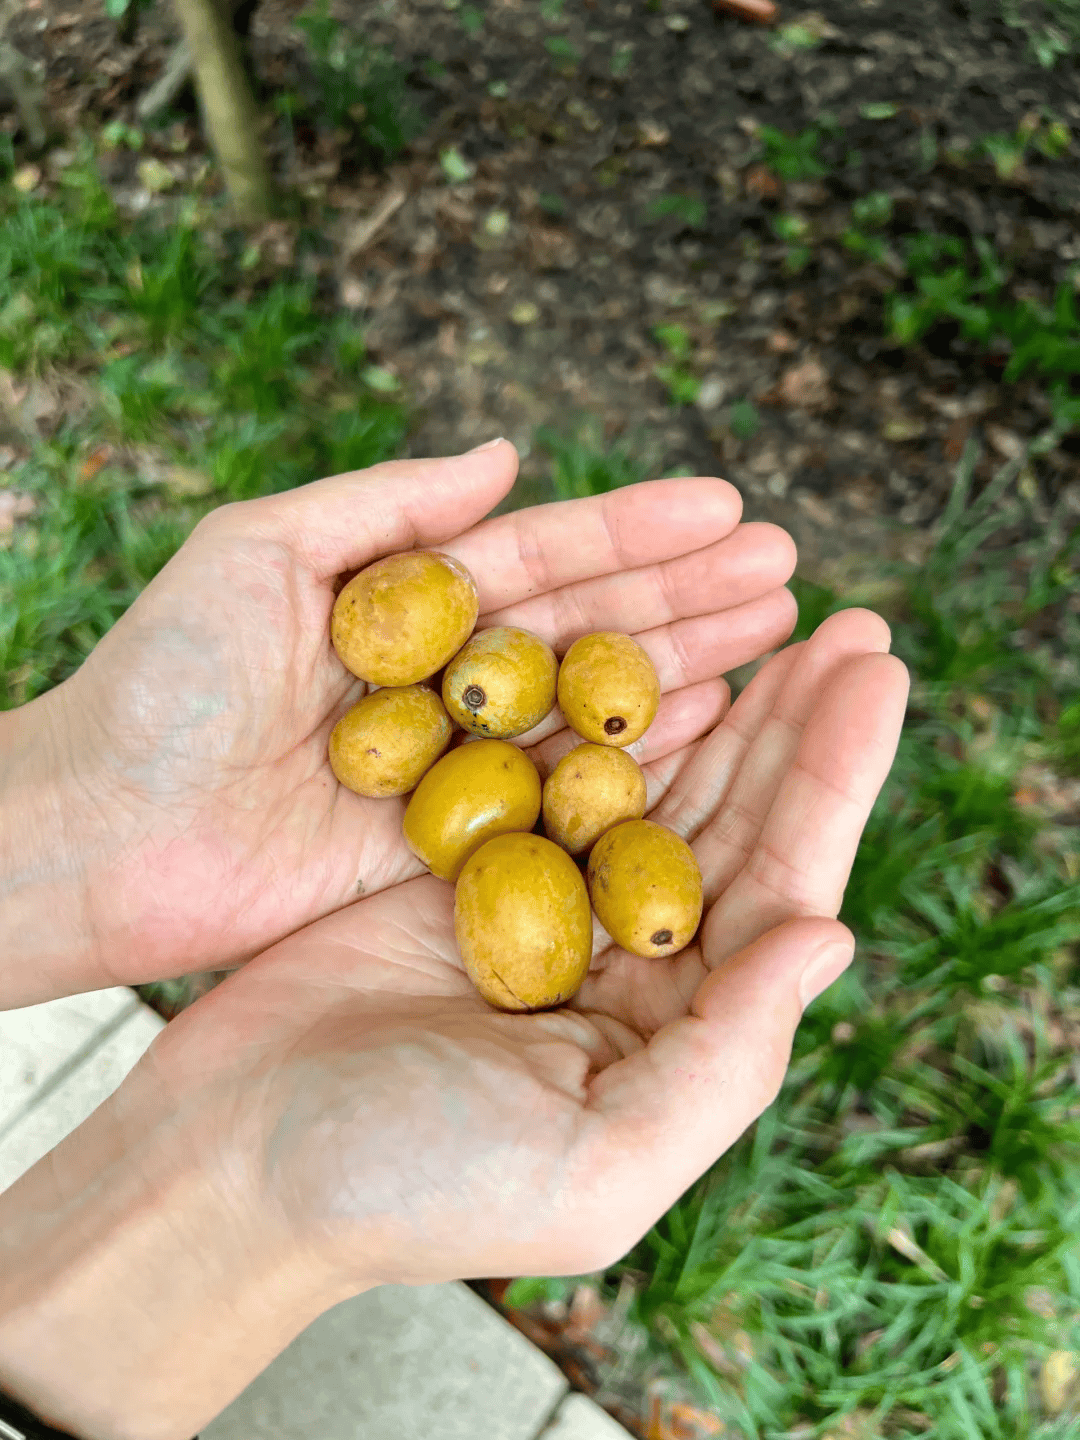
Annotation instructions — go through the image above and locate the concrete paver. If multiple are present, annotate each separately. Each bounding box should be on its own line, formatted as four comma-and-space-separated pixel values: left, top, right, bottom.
0, 989, 634, 1439
0, 1003, 163, 1193
541, 1394, 635, 1439
0, 987, 138, 1132
202, 1281, 569, 1440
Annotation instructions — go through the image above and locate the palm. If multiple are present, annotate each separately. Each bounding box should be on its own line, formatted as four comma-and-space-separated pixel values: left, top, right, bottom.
151, 608, 908, 1286
53, 449, 803, 985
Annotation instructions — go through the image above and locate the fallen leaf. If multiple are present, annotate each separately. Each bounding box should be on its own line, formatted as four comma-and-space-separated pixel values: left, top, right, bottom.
636, 119, 671, 147
885, 1222, 948, 1281
767, 329, 798, 354
565, 1284, 605, 1339
943, 413, 972, 460
882, 415, 925, 442
80, 444, 113, 482
12, 165, 42, 193
137, 158, 177, 193
787, 11, 842, 40
1041, 1351, 1078, 1413
712, 0, 778, 22
339, 276, 369, 309
341, 187, 406, 259
696, 376, 728, 410
985, 422, 1025, 461
0, 490, 35, 536
511, 300, 540, 325
163, 465, 215, 498
528, 225, 578, 270
668, 1401, 724, 1435
744, 164, 782, 201
780, 359, 832, 409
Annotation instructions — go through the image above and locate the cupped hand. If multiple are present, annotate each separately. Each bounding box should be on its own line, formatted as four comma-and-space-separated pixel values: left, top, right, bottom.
143, 608, 909, 1288
9, 442, 799, 1004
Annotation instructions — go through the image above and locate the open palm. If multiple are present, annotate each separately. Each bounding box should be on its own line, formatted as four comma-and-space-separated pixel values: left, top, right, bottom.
34, 443, 800, 997
145, 607, 909, 1289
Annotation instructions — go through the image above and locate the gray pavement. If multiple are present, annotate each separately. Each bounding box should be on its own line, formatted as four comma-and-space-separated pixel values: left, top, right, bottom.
0, 989, 632, 1439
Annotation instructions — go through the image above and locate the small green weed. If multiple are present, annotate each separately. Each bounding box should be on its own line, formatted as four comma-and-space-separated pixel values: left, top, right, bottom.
652, 324, 702, 407
1001, 0, 1080, 66
533, 419, 651, 500
770, 212, 812, 273
645, 194, 708, 230
757, 125, 829, 182
728, 398, 760, 440
544, 35, 579, 69
886, 234, 1080, 436
0, 161, 406, 708
294, 2, 425, 162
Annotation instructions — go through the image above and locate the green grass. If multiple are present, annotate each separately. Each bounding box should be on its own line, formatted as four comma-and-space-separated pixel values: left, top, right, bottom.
0, 146, 405, 707
505, 441, 1080, 1433
884, 234, 1080, 438
4, 148, 1080, 1437
292, 2, 426, 162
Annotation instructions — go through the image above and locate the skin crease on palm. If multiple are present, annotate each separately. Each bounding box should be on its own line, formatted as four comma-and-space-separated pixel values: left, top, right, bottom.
4, 440, 817, 1004
122, 592, 911, 1290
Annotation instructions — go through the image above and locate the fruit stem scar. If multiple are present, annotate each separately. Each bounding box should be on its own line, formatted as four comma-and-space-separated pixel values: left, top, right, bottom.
651, 928, 673, 946
464, 685, 487, 711
604, 716, 627, 735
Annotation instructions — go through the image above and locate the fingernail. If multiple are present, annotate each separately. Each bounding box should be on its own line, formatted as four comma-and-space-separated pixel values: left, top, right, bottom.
466, 436, 506, 453
798, 939, 855, 1010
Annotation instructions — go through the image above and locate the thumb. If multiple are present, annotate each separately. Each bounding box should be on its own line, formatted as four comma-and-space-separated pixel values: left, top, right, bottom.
586, 917, 854, 1245
213, 439, 518, 579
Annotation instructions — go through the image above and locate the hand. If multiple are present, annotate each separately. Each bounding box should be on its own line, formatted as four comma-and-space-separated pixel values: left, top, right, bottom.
1, 442, 800, 1006
0, 608, 908, 1440
159, 605, 907, 1279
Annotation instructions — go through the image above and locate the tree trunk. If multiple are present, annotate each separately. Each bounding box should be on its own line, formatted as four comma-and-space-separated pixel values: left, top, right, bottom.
169, 0, 273, 222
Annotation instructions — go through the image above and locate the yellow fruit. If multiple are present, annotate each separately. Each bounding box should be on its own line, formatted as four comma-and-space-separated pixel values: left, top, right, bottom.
442, 626, 558, 739
542, 744, 647, 856
328, 686, 453, 798
403, 739, 542, 882
587, 819, 702, 958
557, 631, 660, 747
455, 833, 593, 1011
331, 550, 478, 686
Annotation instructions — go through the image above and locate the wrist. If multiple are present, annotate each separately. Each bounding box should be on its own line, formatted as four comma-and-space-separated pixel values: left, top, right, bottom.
0, 685, 106, 1007
0, 1055, 363, 1440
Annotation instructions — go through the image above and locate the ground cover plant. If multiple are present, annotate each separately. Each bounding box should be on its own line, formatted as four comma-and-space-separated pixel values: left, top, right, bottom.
2, 0, 1080, 1433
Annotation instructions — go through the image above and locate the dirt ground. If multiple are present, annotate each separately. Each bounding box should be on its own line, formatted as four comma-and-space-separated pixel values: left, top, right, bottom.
12, 0, 1080, 593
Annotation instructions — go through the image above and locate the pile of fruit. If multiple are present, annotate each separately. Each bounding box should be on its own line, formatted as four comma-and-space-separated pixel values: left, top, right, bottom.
328, 550, 703, 1012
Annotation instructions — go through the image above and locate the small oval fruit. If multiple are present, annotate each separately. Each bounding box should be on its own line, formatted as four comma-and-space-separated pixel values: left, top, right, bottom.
587, 819, 703, 958
442, 626, 558, 739
331, 550, 479, 687
403, 739, 542, 882
455, 833, 593, 1011
329, 686, 453, 798
557, 631, 660, 747
542, 744, 647, 857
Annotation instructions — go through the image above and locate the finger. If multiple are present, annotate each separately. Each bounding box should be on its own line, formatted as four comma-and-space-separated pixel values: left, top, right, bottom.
508, 585, 793, 756
482, 522, 796, 651
649, 642, 804, 841
580, 919, 854, 1243
702, 650, 910, 964
637, 586, 798, 695
524, 678, 730, 779
444, 477, 743, 612
210, 442, 519, 578
692, 609, 893, 904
